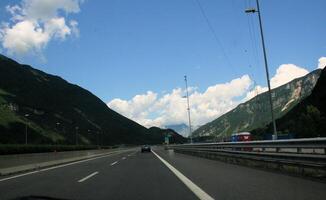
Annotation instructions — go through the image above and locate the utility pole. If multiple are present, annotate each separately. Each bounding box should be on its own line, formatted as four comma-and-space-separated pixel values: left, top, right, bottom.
245, 0, 277, 139
184, 75, 193, 143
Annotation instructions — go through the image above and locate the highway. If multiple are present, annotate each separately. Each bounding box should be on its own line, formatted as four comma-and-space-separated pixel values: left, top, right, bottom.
0, 147, 325, 200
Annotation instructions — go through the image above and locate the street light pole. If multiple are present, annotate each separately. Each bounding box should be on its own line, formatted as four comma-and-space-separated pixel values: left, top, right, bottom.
24, 114, 29, 145
97, 131, 100, 148
75, 126, 79, 145
25, 123, 28, 145
245, 0, 278, 139
184, 75, 193, 143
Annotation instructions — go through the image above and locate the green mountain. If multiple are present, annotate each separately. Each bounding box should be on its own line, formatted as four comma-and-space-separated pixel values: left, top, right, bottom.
192, 69, 322, 140
0, 54, 184, 145
252, 67, 326, 138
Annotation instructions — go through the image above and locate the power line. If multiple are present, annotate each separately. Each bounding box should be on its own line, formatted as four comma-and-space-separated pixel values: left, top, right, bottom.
193, 0, 235, 72
245, 0, 260, 75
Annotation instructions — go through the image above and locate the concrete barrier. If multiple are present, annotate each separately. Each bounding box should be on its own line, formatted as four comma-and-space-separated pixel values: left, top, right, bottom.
0, 148, 136, 176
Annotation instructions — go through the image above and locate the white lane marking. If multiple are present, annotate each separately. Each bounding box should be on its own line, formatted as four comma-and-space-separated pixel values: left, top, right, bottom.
110, 161, 118, 166
152, 150, 214, 200
0, 150, 130, 182
78, 171, 98, 183
129, 151, 137, 156
122, 157, 126, 160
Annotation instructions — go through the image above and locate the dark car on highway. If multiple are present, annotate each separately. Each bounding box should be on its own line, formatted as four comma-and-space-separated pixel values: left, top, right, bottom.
141, 145, 151, 153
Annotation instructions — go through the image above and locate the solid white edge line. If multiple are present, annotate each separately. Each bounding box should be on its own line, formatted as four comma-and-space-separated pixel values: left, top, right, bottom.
110, 161, 118, 166
0, 150, 132, 182
78, 171, 99, 183
151, 150, 214, 200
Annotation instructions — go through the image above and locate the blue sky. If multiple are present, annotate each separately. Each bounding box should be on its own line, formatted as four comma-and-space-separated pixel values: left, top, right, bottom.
0, 0, 325, 130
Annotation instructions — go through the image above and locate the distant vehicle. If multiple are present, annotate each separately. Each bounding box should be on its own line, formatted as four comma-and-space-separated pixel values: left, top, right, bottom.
141, 145, 151, 153
231, 132, 252, 142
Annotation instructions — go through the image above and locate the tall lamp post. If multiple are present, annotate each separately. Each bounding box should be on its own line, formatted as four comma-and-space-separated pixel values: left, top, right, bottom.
75, 126, 79, 145
24, 114, 30, 145
97, 131, 100, 148
184, 75, 193, 143
245, 0, 278, 139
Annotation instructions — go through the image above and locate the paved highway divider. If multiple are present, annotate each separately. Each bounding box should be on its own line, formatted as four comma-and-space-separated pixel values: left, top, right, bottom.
167, 138, 326, 179
0, 147, 136, 176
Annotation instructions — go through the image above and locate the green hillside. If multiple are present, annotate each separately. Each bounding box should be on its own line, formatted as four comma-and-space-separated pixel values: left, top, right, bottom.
252, 68, 326, 138
193, 69, 322, 140
0, 54, 184, 145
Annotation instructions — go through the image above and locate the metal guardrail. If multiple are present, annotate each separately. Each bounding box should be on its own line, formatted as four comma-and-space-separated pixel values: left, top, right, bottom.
168, 138, 326, 168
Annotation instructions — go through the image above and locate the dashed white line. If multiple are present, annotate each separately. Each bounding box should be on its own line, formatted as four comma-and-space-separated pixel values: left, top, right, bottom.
151, 150, 214, 200
122, 157, 126, 160
0, 151, 126, 182
78, 171, 98, 183
127, 151, 137, 157
110, 161, 118, 166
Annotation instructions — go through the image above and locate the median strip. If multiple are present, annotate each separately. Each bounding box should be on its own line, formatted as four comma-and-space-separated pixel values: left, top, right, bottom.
152, 150, 214, 200
78, 171, 98, 183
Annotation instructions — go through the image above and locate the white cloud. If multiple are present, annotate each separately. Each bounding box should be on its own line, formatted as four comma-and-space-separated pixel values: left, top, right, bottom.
108, 91, 158, 123
0, 0, 82, 56
108, 75, 253, 132
45, 17, 71, 39
1, 20, 49, 55
318, 57, 326, 69
270, 64, 309, 88
107, 61, 315, 133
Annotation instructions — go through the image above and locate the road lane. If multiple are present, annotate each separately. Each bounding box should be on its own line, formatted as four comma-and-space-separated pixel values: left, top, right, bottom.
152, 150, 214, 200
0, 149, 137, 200
0, 148, 198, 200
1, 146, 325, 200
70, 149, 198, 200
154, 147, 326, 200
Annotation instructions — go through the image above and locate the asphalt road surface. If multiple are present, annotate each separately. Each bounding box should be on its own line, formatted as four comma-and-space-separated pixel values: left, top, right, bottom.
0, 146, 325, 200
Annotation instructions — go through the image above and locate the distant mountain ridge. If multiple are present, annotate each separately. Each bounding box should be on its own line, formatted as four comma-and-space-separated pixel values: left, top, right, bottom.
165, 123, 189, 137
0, 54, 185, 145
193, 69, 322, 139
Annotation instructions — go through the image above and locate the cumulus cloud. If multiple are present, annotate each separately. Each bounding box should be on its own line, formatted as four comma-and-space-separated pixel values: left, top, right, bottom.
318, 57, 326, 69
270, 64, 309, 88
107, 61, 316, 132
108, 75, 253, 132
0, 0, 83, 56
108, 91, 158, 126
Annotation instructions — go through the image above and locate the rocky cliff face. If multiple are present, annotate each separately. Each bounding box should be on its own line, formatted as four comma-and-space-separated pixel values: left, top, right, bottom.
193, 69, 322, 139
